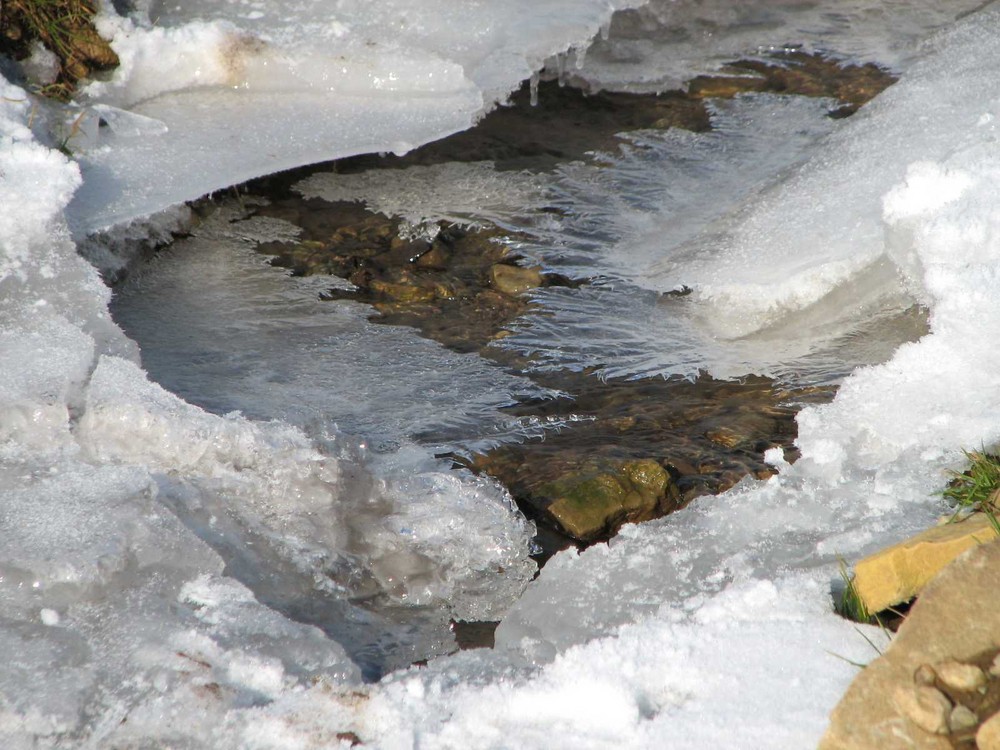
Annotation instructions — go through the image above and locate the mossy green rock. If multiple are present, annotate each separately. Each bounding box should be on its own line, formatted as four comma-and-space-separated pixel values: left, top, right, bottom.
542, 458, 671, 540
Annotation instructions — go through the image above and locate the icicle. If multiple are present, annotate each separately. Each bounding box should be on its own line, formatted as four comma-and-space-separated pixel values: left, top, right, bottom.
529, 71, 539, 106
556, 52, 566, 87
574, 44, 588, 70
599, 18, 612, 41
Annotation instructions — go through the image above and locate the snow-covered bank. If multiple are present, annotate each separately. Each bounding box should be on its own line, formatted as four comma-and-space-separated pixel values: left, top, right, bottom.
4, 0, 1000, 748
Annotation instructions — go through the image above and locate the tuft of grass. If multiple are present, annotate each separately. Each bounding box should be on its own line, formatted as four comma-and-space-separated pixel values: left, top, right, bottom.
834, 556, 870, 624
0, 0, 118, 100
943, 450, 1000, 510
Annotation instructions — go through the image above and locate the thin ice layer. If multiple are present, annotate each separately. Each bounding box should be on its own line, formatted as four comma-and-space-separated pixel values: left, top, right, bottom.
567, 0, 987, 93
62, 0, 637, 235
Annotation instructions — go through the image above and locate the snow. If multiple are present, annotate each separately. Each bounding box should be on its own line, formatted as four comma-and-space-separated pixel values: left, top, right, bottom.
4, 0, 1000, 747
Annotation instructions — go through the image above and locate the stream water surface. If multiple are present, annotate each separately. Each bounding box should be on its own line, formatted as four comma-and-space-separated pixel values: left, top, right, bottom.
108, 2, 971, 679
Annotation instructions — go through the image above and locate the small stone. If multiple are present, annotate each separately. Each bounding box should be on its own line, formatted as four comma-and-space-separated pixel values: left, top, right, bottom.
540, 459, 670, 540
914, 664, 937, 686
413, 244, 449, 270
935, 660, 987, 692
893, 684, 952, 735
490, 264, 543, 295
990, 652, 1000, 677
977, 712, 1000, 750
369, 280, 437, 303
704, 427, 744, 449
948, 704, 979, 732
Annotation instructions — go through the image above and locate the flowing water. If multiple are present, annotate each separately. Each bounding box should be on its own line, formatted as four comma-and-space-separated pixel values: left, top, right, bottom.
108, 1, 977, 679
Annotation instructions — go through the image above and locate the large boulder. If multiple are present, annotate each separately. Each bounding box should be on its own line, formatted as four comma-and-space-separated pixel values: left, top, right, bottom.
821, 539, 1000, 750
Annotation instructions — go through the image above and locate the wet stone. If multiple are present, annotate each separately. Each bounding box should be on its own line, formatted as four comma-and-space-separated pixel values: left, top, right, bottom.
465, 371, 809, 543
254, 198, 578, 353
237, 57, 866, 551
687, 51, 897, 118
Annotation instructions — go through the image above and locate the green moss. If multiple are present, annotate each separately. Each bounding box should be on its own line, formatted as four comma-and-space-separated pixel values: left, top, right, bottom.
540, 459, 670, 540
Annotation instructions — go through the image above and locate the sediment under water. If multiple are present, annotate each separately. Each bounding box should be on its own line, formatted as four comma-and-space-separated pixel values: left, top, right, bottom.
109, 50, 928, 676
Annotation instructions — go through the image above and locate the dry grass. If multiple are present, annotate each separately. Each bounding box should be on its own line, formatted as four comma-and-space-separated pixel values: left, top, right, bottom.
0, 0, 118, 99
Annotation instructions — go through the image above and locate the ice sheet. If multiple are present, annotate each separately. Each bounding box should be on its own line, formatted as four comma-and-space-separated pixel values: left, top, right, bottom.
567, 0, 988, 93
61, 0, 637, 235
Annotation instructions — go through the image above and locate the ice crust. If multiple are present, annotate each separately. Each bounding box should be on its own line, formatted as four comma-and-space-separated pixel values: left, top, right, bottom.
62, 0, 636, 236
5, 0, 1000, 747
564, 0, 987, 93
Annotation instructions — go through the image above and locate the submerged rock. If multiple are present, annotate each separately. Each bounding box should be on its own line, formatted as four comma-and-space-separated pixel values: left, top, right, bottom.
254, 199, 577, 353
531, 458, 673, 540
687, 52, 897, 118
467, 373, 810, 543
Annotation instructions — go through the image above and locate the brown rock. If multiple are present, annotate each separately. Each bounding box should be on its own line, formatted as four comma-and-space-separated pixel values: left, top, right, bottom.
705, 427, 744, 449
978, 711, 1000, 750
368, 280, 438, 303
490, 264, 543, 295
820, 539, 1000, 750
851, 513, 999, 614
892, 685, 951, 735
541, 459, 670, 541
935, 660, 987, 692
948, 704, 979, 732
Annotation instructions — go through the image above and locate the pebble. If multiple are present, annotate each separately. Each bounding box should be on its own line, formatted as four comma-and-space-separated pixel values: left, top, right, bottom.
935, 659, 987, 692
948, 704, 979, 732
990, 652, 1000, 678
977, 712, 1000, 750
913, 663, 937, 686
894, 684, 952, 735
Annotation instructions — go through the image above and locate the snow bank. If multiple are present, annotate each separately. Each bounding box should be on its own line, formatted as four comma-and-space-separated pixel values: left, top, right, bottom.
639, 4, 998, 343
5, 0, 1000, 747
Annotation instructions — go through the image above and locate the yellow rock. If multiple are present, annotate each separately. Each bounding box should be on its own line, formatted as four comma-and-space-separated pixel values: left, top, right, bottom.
490, 264, 543, 295
821, 538, 1000, 750
977, 712, 1000, 750
852, 513, 999, 614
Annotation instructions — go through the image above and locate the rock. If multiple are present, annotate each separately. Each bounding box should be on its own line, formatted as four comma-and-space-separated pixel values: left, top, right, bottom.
935, 660, 987, 692
991, 653, 1000, 677
948, 704, 979, 732
914, 664, 937, 686
820, 539, 1000, 750
490, 264, 543, 295
892, 685, 951, 735
368, 279, 438, 303
541, 459, 671, 540
978, 712, 1000, 750
704, 427, 745, 448
851, 512, 999, 614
